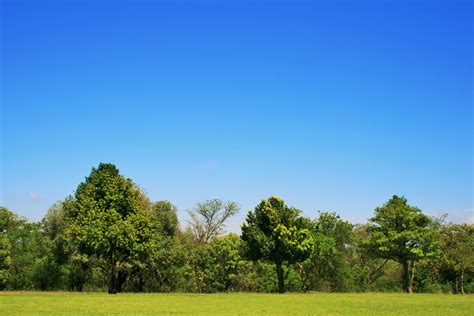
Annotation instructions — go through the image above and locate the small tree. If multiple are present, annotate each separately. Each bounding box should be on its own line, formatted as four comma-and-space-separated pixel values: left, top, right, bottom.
188, 199, 239, 243
241, 196, 313, 293
366, 195, 438, 293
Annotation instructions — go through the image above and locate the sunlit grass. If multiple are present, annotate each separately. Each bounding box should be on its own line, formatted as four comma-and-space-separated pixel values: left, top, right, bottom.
1, 292, 473, 315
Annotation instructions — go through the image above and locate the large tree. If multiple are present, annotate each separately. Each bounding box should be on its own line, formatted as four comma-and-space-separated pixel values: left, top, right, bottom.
241, 196, 313, 293
65, 163, 157, 294
366, 195, 438, 293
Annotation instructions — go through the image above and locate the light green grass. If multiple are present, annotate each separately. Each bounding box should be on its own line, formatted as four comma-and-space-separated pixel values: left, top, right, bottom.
1, 292, 473, 315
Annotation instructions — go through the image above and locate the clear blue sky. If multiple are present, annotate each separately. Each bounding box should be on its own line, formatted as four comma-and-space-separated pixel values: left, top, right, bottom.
1, 0, 472, 232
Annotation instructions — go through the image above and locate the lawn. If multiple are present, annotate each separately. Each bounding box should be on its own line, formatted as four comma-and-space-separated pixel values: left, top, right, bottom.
1, 292, 473, 315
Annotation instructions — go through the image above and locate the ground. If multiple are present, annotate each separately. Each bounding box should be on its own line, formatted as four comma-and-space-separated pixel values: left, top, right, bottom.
1, 292, 473, 315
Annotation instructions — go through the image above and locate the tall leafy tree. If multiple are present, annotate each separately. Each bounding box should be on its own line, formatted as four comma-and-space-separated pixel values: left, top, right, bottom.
366, 195, 438, 293
65, 163, 157, 294
241, 196, 313, 293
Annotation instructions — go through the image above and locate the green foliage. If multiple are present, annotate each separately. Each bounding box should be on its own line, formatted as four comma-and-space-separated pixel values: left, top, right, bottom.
296, 212, 354, 292
65, 163, 157, 293
367, 196, 438, 262
1, 164, 472, 295
0, 207, 15, 289
241, 196, 313, 293
135, 231, 196, 293
0, 232, 11, 290
1, 208, 50, 290
241, 196, 313, 264
348, 224, 400, 292
8, 221, 49, 290
152, 201, 179, 237
206, 233, 248, 292
366, 195, 439, 293
41, 200, 92, 291
439, 224, 474, 294
151, 201, 179, 237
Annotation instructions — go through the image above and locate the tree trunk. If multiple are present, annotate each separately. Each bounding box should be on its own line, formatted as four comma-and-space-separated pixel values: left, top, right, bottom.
408, 260, 416, 294
108, 263, 118, 294
138, 271, 144, 293
296, 262, 308, 293
117, 269, 127, 293
276, 262, 285, 294
367, 259, 389, 286
403, 260, 414, 294
460, 269, 465, 295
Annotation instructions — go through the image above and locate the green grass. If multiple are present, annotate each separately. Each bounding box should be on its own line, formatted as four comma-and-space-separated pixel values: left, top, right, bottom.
1, 292, 473, 315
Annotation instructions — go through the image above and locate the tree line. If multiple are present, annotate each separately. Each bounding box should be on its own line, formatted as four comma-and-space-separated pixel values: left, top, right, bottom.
1, 163, 472, 294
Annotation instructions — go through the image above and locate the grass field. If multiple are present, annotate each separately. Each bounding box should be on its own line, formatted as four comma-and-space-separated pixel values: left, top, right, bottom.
1, 292, 473, 315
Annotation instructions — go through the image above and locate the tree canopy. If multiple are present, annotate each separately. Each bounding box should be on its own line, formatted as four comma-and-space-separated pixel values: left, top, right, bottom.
241, 196, 313, 293
65, 163, 157, 294
188, 199, 240, 243
1, 164, 472, 295
366, 195, 439, 293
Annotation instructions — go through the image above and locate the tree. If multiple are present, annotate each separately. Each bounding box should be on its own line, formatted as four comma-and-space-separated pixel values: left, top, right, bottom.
366, 195, 438, 293
315, 212, 353, 250
188, 199, 239, 243
151, 201, 179, 237
41, 199, 91, 291
206, 233, 248, 292
65, 163, 157, 294
42, 201, 70, 272
125, 201, 178, 293
296, 212, 354, 292
9, 221, 48, 290
440, 224, 474, 294
0, 207, 16, 289
0, 207, 51, 290
241, 196, 313, 293
350, 224, 393, 291
296, 230, 336, 292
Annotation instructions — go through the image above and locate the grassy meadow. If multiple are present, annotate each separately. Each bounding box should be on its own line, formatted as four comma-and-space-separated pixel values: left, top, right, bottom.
1, 292, 473, 315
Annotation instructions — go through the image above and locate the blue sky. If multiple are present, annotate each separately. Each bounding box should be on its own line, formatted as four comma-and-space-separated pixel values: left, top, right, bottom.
1, 0, 472, 232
